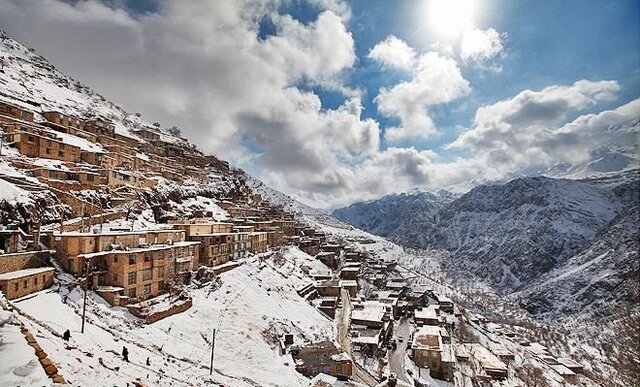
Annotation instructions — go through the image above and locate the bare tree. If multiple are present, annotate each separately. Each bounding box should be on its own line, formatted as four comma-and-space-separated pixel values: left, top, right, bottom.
167, 126, 181, 137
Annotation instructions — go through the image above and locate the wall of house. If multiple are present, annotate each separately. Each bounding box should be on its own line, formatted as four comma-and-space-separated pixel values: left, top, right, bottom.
0, 270, 54, 300
0, 251, 52, 274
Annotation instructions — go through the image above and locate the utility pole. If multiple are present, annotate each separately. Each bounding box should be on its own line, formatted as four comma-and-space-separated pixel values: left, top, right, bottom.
81, 203, 85, 233
209, 328, 216, 375
81, 258, 90, 333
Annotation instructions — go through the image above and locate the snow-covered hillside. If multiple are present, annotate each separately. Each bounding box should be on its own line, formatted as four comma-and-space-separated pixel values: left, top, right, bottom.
3, 248, 333, 387
0, 31, 189, 147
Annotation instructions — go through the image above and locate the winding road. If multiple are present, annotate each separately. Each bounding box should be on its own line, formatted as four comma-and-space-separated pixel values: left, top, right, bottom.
388, 317, 412, 383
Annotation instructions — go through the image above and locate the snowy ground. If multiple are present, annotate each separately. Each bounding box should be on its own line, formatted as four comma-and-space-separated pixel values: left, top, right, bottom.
1, 247, 334, 387
0, 307, 51, 387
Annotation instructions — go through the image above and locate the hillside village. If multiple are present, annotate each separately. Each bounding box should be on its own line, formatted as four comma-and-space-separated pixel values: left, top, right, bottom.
0, 32, 623, 387
0, 95, 606, 387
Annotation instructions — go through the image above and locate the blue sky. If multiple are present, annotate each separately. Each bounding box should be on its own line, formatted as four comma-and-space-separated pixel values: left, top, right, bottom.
312, 0, 640, 158
1, 0, 638, 207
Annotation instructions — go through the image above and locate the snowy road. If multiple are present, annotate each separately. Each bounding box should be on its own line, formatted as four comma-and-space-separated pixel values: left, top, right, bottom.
388, 317, 411, 383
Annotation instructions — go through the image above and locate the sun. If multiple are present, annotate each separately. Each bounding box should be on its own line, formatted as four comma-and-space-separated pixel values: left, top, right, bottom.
429, 0, 477, 38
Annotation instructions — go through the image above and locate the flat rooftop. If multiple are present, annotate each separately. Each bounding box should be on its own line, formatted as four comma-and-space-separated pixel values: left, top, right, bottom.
0, 267, 55, 280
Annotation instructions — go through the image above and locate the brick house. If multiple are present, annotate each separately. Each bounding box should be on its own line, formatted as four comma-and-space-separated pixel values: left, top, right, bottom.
101, 169, 145, 187
133, 126, 161, 142
51, 229, 188, 275
186, 233, 233, 267
172, 222, 234, 237
249, 232, 268, 253
42, 111, 83, 130
0, 100, 34, 121
0, 267, 55, 300
3, 125, 82, 162
0, 249, 56, 300
84, 118, 115, 137
414, 305, 442, 326
82, 240, 199, 304
411, 325, 454, 381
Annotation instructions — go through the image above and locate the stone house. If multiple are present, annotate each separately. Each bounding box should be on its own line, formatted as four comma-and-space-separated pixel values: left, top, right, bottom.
293, 341, 352, 379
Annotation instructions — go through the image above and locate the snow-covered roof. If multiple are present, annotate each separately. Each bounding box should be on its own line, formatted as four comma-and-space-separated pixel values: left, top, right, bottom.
351, 301, 386, 323
415, 305, 439, 320
0, 267, 54, 280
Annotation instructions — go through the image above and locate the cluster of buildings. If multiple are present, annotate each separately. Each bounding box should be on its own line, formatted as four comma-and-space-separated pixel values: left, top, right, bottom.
0, 100, 225, 217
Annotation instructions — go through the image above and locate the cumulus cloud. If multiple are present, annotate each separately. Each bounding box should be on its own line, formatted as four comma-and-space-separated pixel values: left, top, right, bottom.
460, 26, 504, 63
375, 52, 471, 142
0, 1, 635, 209
0, 0, 379, 202
449, 80, 632, 175
367, 35, 416, 70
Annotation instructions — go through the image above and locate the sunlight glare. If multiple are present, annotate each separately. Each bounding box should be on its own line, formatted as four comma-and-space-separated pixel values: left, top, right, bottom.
429, 0, 477, 37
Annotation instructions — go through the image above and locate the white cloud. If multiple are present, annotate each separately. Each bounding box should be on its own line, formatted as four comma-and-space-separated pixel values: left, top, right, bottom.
0, 1, 635, 209
449, 80, 629, 174
460, 26, 504, 63
367, 35, 416, 70
375, 52, 471, 142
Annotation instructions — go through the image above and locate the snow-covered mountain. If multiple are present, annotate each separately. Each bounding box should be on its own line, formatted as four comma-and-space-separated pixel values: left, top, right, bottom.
428, 172, 638, 292
332, 189, 455, 244
334, 170, 639, 318
513, 201, 639, 320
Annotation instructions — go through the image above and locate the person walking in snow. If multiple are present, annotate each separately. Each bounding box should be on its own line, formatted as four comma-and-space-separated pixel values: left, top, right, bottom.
146, 357, 150, 366
62, 329, 71, 341
122, 346, 129, 362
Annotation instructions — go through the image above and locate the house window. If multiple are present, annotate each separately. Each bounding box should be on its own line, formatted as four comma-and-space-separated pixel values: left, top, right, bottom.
21, 111, 28, 118
59, 143, 65, 150
58, 151, 64, 158
112, 273, 118, 282
87, 174, 94, 182
46, 148, 51, 155
142, 269, 152, 281
128, 272, 136, 285
113, 255, 118, 263
128, 288, 136, 298
112, 171, 117, 178
158, 267, 164, 278
23, 280, 27, 289
128, 254, 136, 265
14, 283, 18, 291
158, 281, 165, 291
144, 252, 151, 262
27, 136, 35, 143
143, 284, 151, 295
158, 251, 164, 260
34, 277, 38, 285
